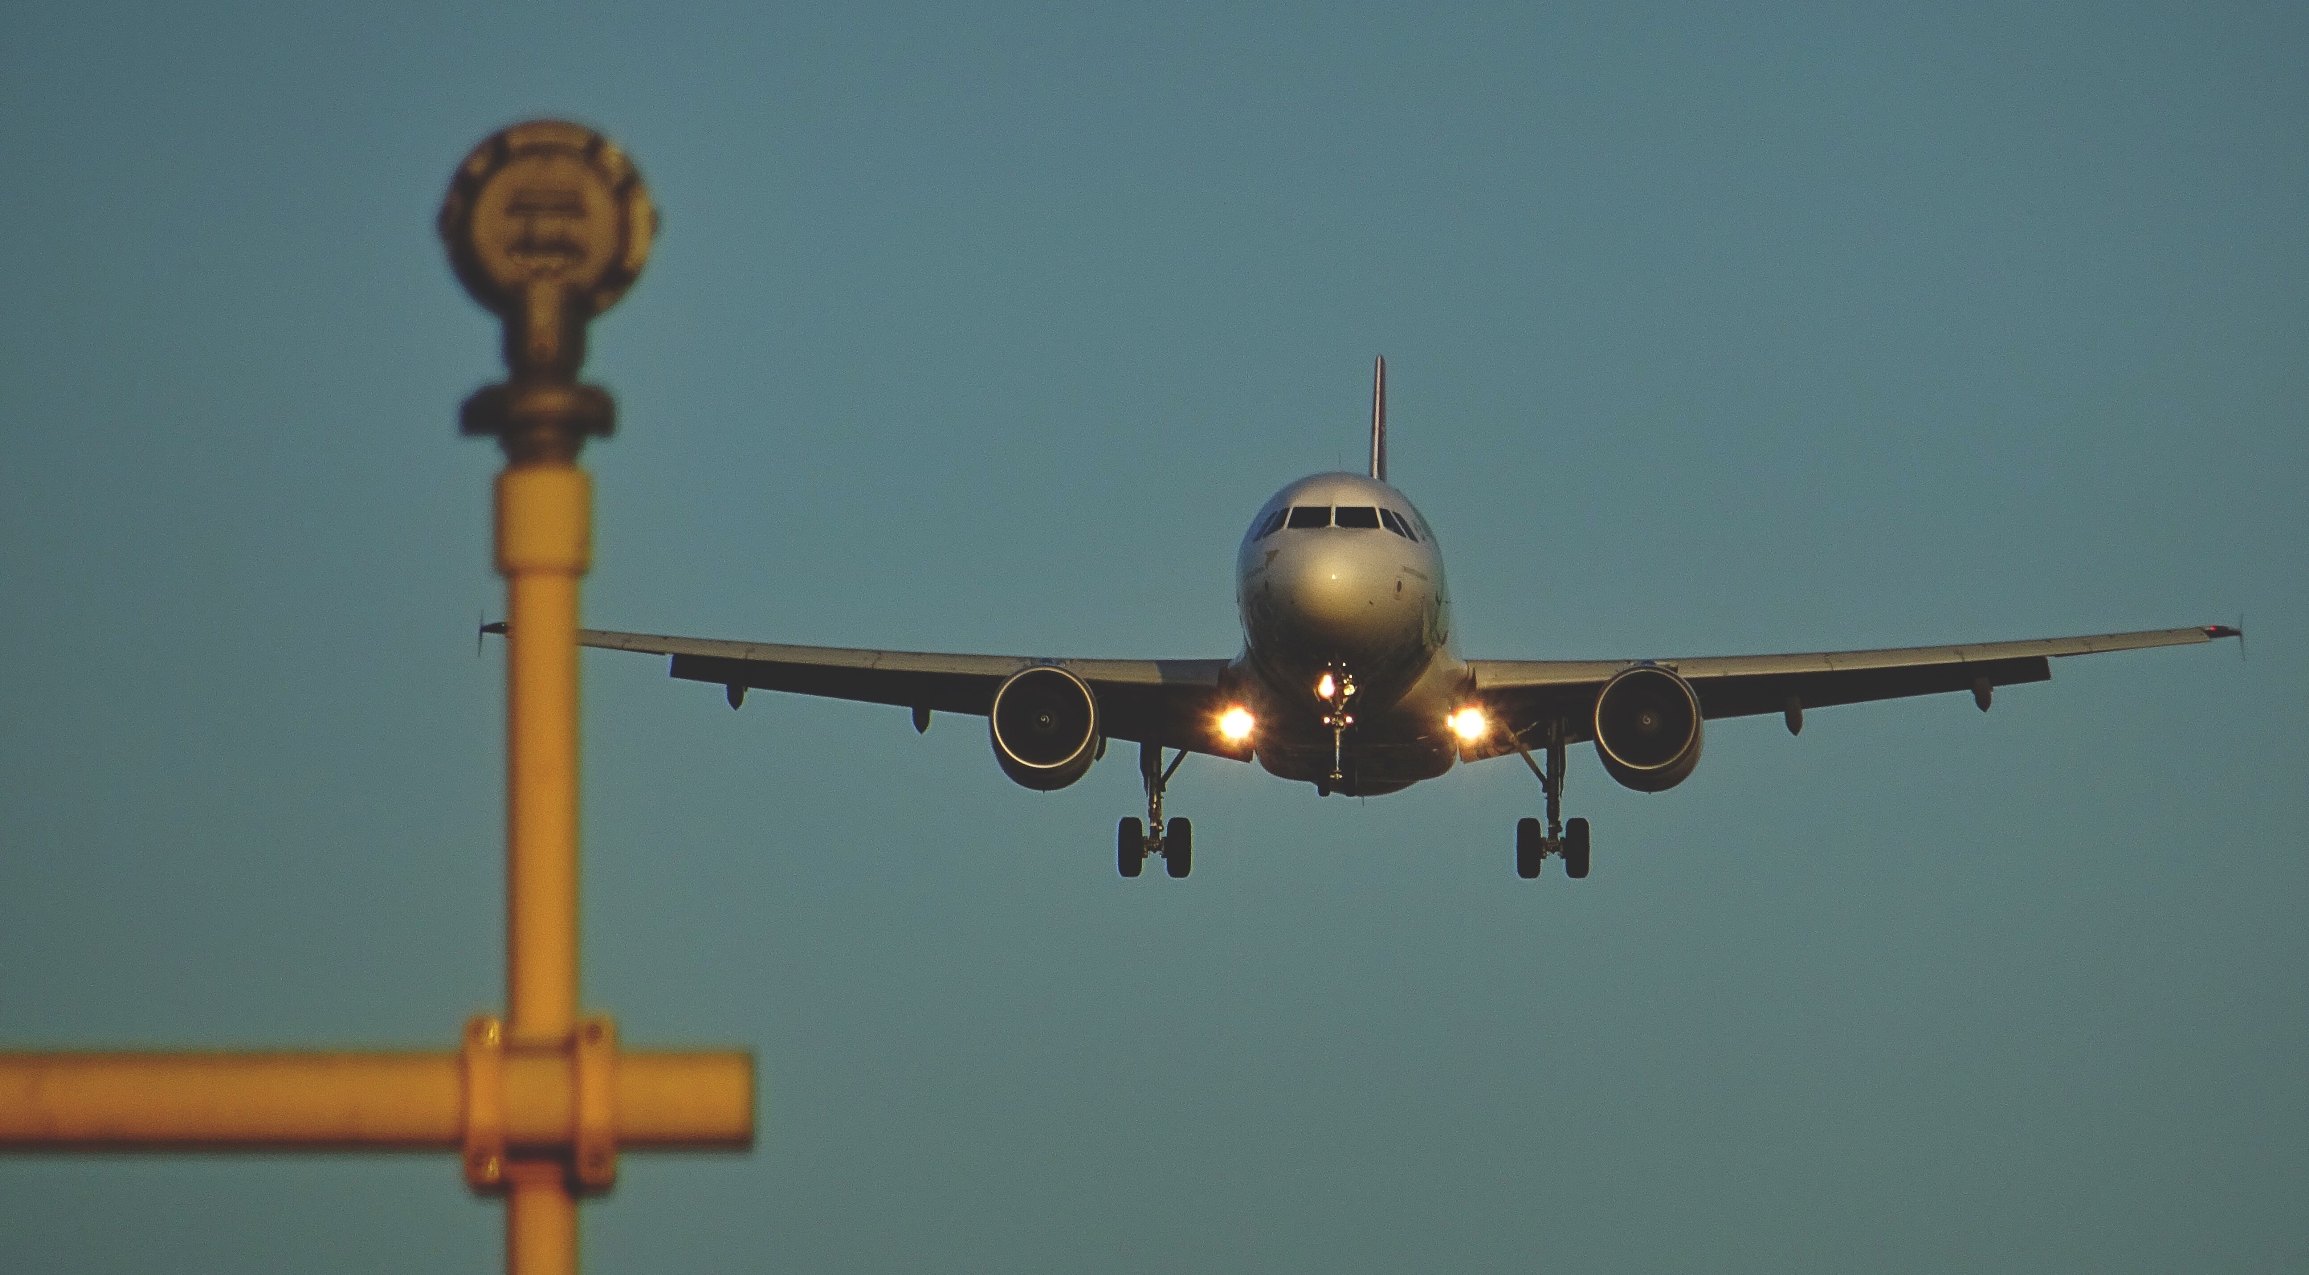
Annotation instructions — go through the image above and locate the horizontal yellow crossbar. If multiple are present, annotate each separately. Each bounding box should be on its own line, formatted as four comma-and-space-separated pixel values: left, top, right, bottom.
0, 1050, 753, 1152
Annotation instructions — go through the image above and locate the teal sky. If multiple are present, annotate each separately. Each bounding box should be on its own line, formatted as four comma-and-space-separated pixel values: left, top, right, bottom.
3, 3, 2304, 1270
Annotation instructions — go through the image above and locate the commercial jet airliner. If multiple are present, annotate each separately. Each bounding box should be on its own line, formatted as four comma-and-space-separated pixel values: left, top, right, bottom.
505, 359, 2238, 881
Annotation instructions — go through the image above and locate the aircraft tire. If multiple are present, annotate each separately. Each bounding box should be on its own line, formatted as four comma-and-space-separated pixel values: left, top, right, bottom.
1118, 817, 1145, 878
1164, 817, 1193, 879
1515, 817, 1544, 879
1564, 817, 1591, 879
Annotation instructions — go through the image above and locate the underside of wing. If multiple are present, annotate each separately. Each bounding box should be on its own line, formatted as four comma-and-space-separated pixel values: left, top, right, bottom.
552, 627, 1241, 756
1465, 624, 2237, 758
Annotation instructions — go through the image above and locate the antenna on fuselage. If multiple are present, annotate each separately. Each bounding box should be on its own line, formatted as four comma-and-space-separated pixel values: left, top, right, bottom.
1369, 355, 1387, 482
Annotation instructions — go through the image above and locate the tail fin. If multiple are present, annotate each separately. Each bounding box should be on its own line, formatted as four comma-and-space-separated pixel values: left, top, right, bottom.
1369, 355, 1387, 482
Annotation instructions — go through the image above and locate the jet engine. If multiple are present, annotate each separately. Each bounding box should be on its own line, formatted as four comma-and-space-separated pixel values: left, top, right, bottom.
989, 666, 1101, 790
1592, 665, 1704, 792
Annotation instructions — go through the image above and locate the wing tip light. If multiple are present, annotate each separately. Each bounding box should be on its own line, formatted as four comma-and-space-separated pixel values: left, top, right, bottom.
2208, 618, 2245, 663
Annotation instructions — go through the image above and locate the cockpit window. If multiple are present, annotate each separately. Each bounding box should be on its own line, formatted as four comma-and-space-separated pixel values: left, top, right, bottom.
1285, 505, 1332, 529
1253, 508, 1288, 539
1379, 508, 1417, 541
1334, 505, 1381, 529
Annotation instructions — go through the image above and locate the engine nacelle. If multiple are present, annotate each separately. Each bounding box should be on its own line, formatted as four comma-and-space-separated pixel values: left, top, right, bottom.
1592, 665, 1704, 793
989, 666, 1101, 791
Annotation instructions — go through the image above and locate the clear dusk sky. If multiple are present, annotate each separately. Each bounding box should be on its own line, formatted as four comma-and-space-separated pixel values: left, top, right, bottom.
3, 3, 2304, 1271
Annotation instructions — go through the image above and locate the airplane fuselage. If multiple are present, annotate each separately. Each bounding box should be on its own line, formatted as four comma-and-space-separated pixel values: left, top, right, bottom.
1231, 472, 1468, 795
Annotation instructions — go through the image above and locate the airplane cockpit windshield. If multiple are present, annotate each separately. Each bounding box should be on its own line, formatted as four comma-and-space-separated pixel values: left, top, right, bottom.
1256, 505, 1420, 542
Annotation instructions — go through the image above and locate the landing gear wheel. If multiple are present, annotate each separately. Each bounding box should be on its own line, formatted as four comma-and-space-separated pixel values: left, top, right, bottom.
1164, 817, 1193, 878
1563, 817, 1591, 879
1118, 817, 1145, 878
1510, 720, 1591, 882
1515, 817, 1544, 879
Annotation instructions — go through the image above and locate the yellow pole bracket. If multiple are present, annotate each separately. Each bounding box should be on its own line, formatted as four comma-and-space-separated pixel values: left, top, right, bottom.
463, 1017, 509, 1189
461, 1014, 632, 1193
572, 1017, 618, 1192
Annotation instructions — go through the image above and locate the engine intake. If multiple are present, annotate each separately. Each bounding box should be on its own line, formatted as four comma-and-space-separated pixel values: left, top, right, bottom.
1593, 665, 1703, 792
989, 666, 1100, 790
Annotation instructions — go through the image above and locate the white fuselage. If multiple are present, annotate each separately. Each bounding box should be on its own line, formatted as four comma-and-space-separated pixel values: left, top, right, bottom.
1230, 472, 1470, 795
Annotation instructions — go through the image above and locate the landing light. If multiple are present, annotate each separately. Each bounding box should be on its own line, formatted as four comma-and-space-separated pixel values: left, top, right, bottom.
1448, 706, 1490, 743
1218, 706, 1256, 744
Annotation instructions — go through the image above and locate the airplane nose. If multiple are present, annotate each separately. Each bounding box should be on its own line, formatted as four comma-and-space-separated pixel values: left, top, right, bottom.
1295, 551, 1375, 628
1267, 537, 1415, 657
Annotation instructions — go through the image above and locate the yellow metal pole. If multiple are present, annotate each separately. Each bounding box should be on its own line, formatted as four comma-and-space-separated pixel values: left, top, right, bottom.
442, 118, 656, 1275
498, 460, 589, 1274
0, 1052, 459, 1148
509, 1162, 580, 1274
499, 463, 589, 1044
0, 1050, 752, 1150
0, 121, 755, 1275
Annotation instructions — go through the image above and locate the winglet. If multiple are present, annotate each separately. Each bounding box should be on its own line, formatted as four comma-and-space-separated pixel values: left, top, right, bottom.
1369, 355, 1387, 483
2207, 617, 2243, 662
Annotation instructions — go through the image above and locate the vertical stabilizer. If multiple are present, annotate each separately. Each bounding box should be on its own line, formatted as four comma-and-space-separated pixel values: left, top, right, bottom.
1369, 355, 1387, 482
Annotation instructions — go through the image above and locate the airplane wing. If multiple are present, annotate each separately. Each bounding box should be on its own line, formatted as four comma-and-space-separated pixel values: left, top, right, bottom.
1464, 625, 2239, 757
521, 626, 1240, 757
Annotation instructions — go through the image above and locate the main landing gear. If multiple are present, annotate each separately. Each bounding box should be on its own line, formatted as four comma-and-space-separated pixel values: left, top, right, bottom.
1118, 739, 1192, 879
1510, 722, 1591, 880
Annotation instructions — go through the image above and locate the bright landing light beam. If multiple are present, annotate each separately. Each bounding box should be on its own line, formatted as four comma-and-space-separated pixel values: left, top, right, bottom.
1218, 705, 1256, 744
1448, 706, 1490, 744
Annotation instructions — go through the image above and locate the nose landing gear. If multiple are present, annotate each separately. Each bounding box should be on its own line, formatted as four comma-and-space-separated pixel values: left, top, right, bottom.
1118, 739, 1193, 879
1317, 666, 1358, 790
1510, 721, 1593, 880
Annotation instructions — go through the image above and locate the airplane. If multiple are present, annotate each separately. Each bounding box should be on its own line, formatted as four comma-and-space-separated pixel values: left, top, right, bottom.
493, 358, 2240, 881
